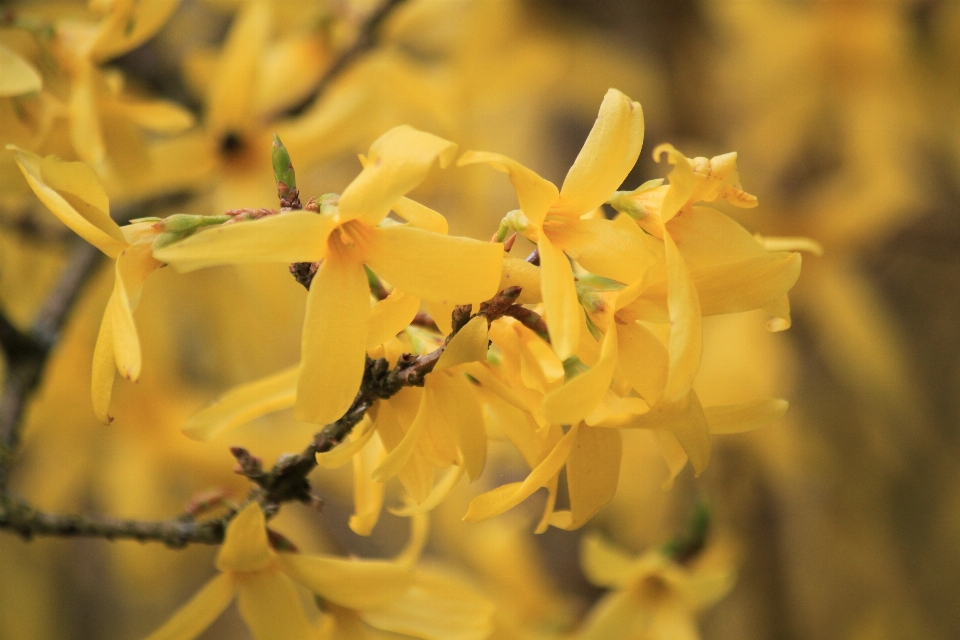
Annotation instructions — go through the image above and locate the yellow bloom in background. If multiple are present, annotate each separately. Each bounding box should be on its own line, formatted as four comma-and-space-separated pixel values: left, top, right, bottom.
155, 125, 503, 425
575, 532, 735, 640
9, 146, 162, 422
459, 88, 649, 360
0, 42, 42, 97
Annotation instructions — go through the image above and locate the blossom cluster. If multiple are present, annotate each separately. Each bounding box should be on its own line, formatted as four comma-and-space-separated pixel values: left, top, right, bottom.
10, 79, 804, 637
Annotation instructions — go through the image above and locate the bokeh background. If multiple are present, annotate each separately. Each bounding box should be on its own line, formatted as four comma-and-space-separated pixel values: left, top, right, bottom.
2, 0, 959, 638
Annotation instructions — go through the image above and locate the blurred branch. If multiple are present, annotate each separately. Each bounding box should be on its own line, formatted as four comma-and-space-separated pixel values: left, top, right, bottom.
285, 0, 408, 117
0, 241, 103, 490
0, 496, 225, 547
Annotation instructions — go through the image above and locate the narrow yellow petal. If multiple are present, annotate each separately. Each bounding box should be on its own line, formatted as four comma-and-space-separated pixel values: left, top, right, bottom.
10, 148, 125, 257
555, 89, 645, 216
576, 590, 643, 640
367, 290, 420, 349
538, 233, 579, 360
236, 570, 314, 640
668, 206, 763, 269
434, 316, 488, 372
277, 553, 412, 610
557, 215, 659, 285
91, 308, 116, 424
361, 571, 495, 640
457, 150, 558, 227
216, 504, 271, 573
0, 44, 41, 96
655, 430, 689, 490
499, 254, 541, 304
425, 300, 455, 335
371, 391, 429, 482
392, 197, 448, 234
348, 432, 385, 536
706, 398, 788, 435
662, 232, 702, 404
341, 126, 458, 226
580, 532, 637, 589
144, 574, 236, 640
296, 246, 369, 425
108, 98, 195, 134
542, 325, 617, 425
316, 415, 377, 470
549, 425, 621, 530
365, 225, 502, 303
661, 393, 712, 476
431, 374, 487, 480
68, 62, 105, 166
89, 0, 181, 62
616, 321, 667, 407
184, 366, 298, 442
653, 144, 696, 222
206, 0, 270, 134
110, 245, 160, 381
463, 424, 579, 523
388, 466, 464, 516
154, 212, 334, 272
693, 252, 802, 316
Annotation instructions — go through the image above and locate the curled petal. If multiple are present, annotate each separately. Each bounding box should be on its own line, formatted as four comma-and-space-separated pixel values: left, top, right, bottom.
342, 125, 457, 226
389, 466, 465, 516
91, 308, 116, 424
653, 144, 696, 222
662, 232, 702, 404
236, 570, 315, 640
556, 89, 645, 217
110, 245, 161, 381
10, 148, 125, 257
435, 316, 488, 372
549, 425, 621, 530
542, 325, 617, 425
457, 150, 558, 227
463, 424, 579, 523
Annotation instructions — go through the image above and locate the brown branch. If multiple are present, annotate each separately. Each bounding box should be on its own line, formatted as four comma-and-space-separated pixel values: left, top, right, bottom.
0, 496, 225, 547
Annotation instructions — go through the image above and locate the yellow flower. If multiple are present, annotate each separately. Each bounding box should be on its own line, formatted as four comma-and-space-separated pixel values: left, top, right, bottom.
9, 146, 162, 423
155, 125, 503, 425
458, 88, 649, 360
0, 43, 42, 97
574, 532, 735, 640
146, 503, 494, 640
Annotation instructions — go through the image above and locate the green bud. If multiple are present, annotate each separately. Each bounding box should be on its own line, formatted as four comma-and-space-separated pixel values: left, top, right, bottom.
272, 134, 296, 197
151, 214, 231, 250
562, 356, 589, 381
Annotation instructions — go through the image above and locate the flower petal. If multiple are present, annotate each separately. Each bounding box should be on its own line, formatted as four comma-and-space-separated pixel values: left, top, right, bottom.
622, 392, 711, 476
575, 590, 642, 640
499, 254, 542, 304
206, 0, 270, 134
184, 366, 298, 442
216, 503, 272, 573
10, 147, 126, 257
107, 98, 196, 134
555, 89, 645, 217
236, 570, 315, 640
538, 233, 580, 360
371, 390, 429, 482
0, 44, 41, 96
431, 373, 487, 480
341, 126, 457, 226
463, 424, 579, 523
693, 252, 802, 316
91, 307, 116, 424
361, 570, 494, 640
435, 316, 488, 372
542, 324, 617, 425
154, 212, 334, 271
662, 232, 702, 404
365, 225, 502, 303
667, 205, 764, 270
457, 151, 558, 227
706, 398, 788, 435
653, 144, 697, 222
557, 215, 659, 285
616, 321, 668, 406
392, 197, 448, 234
580, 533, 637, 589
277, 554, 412, 610
367, 290, 420, 349
549, 425, 621, 530
89, 0, 181, 62
316, 415, 377, 469
144, 573, 236, 640
296, 245, 370, 425
110, 244, 160, 381
389, 465, 465, 516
